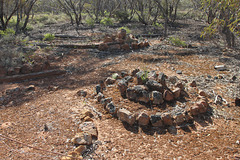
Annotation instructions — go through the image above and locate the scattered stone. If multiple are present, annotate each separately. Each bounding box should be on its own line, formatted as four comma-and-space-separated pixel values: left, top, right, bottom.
146, 80, 164, 93
96, 85, 102, 94
126, 88, 137, 100
121, 71, 128, 78
199, 90, 207, 97
189, 105, 199, 116
106, 102, 117, 115
168, 126, 177, 135
105, 77, 116, 85
100, 98, 112, 108
96, 92, 105, 102
81, 110, 94, 118
131, 43, 139, 50
123, 76, 133, 83
151, 91, 164, 105
77, 90, 87, 97
137, 111, 150, 126
136, 71, 148, 84
184, 111, 193, 122
196, 102, 207, 114
74, 145, 87, 155
137, 90, 150, 103
214, 65, 227, 71
189, 80, 197, 87
118, 80, 128, 96
26, 85, 35, 91
20, 64, 32, 74
175, 81, 184, 90
162, 113, 173, 126
5, 87, 21, 95
71, 132, 92, 145
174, 112, 185, 125
168, 76, 179, 84
48, 85, 59, 91
148, 71, 157, 80
42, 61, 51, 70
150, 114, 163, 127
172, 88, 181, 98
32, 63, 42, 72
158, 72, 167, 85
121, 43, 130, 51
131, 69, 140, 76
83, 116, 93, 122
176, 70, 182, 74
235, 98, 240, 107
117, 108, 136, 125
103, 36, 113, 43
79, 122, 98, 138
98, 43, 109, 51
163, 90, 174, 101
231, 75, 237, 81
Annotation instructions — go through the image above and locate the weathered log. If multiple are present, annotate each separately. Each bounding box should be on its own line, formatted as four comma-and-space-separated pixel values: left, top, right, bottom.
54, 34, 88, 39
0, 69, 66, 83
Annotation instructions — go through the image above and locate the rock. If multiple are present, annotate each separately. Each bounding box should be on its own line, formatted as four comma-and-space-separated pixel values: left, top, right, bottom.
14, 67, 21, 74
126, 88, 137, 100
117, 108, 136, 125
98, 43, 109, 51
131, 69, 140, 77
26, 85, 35, 91
79, 122, 98, 138
71, 132, 92, 145
214, 65, 227, 71
131, 43, 139, 50
74, 145, 87, 155
161, 113, 173, 126
121, 71, 128, 78
105, 77, 116, 85
138, 42, 145, 48
123, 76, 133, 83
158, 72, 167, 86
32, 63, 42, 72
126, 34, 138, 44
63, 151, 83, 160
100, 98, 112, 108
148, 71, 158, 80
106, 102, 117, 115
184, 111, 193, 122
199, 90, 207, 97
83, 116, 93, 122
196, 102, 207, 113
150, 114, 163, 127
163, 90, 174, 101
103, 36, 113, 43
137, 90, 150, 103
112, 73, 120, 80
231, 75, 237, 81
137, 111, 150, 126
168, 126, 177, 135
118, 80, 128, 96
42, 61, 50, 70
20, 64, 32, 74
189, 105, 199, 116
143, 41, 150, 47
189, 80, 197, 87
172, 88, 181, 98
151, 91, 164, 105
235, 98, 240, 107
96, 92, 105, 102
146, 80, 164, 93
5, 87, 21, 95
176, 70, 182, 74
96, 84, 102, 94
121, 43, 130, 51
174, 112, 185, 125
81, 110, 94, 118
48, 85, 59, 91
118, 29, 127, 39
77, 90, 87, 97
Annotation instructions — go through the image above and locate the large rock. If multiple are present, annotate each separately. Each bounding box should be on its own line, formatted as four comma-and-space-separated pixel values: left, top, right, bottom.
123, 76, 133, 83
189, 105, 199, 116
189, 80, 197, 87
131, 69, 140, 77
146, 80, 164, 92
100, 98, 112, 108
196, 101, 207, 113
117, 108, 136, 125
163, 90, 174, 101
172, 88, 181, 99
71, 132, 92, 145
79, 122, 98, 138
150, 114, 163, 127
96, 92, 105, 102
235, 98, 240, 107
161, 113, 173, 126
126, 88, 137, 100
96, 84, 102, 94
74, 145, 87, 155
106, 102, 117, 115
118, 80, 128, 96
174, 112, 185, 125
98, 43, 109, 51
147, 71, 158, 80
121, 43, 130, 51
137, 111, 150, 126
151, 91, 164, 105
158, 72, 167, 86
137, 90, 150, 103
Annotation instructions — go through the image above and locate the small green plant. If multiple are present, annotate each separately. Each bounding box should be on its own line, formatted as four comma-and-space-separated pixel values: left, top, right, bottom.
85, 18, 95, 27
0, 28, 15, 37
43, 33, 55, 41
100, 17, 113, 26
169, 37, 187, 47
112, 73, 119, 80
153, 22, 163, 29
140, 70, 149, 83
119, 26, 131, 34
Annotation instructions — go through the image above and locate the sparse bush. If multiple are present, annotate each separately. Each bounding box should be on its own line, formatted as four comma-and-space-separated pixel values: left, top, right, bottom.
119, 27, 131, 34
0, 28, 15, 37
100, 17, 113, 26
43, 33, 55, 41
169, 37, 187, 47
114, 10, 129, 23
85, 18, 95, 28
153, 22, 164, 29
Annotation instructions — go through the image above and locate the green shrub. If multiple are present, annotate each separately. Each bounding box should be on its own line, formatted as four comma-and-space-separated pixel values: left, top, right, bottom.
85, 18, 95, 27
119, 26, 131, 34
0, 28, 15, 37
169, 37, 187, 47
43, 33, 55, 41
35, 14, 49, 23
100, 17, 113, 26
153, 22, 164, 29
114, 10, 129, 23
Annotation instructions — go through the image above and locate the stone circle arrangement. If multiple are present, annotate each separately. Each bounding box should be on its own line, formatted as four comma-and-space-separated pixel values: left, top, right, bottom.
95, 69, 210, 128
98, 29, 149, 51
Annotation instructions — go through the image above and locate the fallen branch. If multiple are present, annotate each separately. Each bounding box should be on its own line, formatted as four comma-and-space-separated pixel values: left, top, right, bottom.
54, 34, 88, 39
136, 34, 162, 38
0, 69, 66, 83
